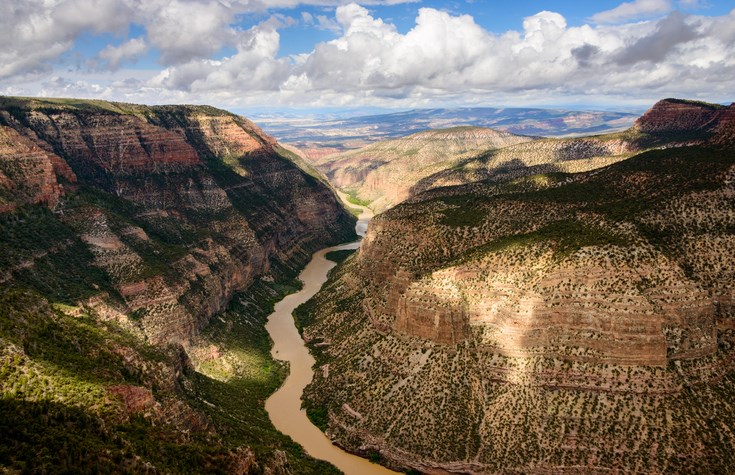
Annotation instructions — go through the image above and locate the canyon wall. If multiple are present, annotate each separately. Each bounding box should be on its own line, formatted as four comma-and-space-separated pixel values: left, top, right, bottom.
313, 126, 535, 213
0, 97, 355, 346
300, 99, 735, 474
0, 97, 353, 472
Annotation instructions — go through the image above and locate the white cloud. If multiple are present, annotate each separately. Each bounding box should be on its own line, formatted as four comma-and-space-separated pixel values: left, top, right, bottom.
591, 0, 672, 24
0, 0, 123, 79
0, 0, 419, 79
95, 38, 148, 71
678, 0, 707, 8
1, 1, 734, 109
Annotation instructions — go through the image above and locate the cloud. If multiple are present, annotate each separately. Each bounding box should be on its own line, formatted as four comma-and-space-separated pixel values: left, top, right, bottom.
614, 11, 700, 65
678, 0, 707, 8
1, 1, 734, 109
143, 0, 237, 64
0, 0, 131, 79
151, 21, 291, 93
591, 0, 672, 24
0, 0, 419, 79
95, 38, 148, 71
571, 44, 600, 67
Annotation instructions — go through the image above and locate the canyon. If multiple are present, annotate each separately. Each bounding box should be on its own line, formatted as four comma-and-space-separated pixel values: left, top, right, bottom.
312, 99, 735, 216
298, 99, 735, 473
313, 127, 535, 214
2, 96, 734, 474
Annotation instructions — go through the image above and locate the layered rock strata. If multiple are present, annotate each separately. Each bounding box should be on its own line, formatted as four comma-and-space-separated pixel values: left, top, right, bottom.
0, 97, 354, 471
312, 126, 535, 213
0, 97, 354, 346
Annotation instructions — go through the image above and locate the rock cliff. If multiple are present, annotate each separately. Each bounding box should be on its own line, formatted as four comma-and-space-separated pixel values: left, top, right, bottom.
299, 99, 735, 473
0, 96, 352, 472
634, 98, 726, 135
0, 97, 354, 345
633, 98, 735, 148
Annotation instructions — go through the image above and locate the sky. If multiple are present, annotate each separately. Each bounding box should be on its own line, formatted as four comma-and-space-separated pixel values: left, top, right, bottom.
1, 0, 734, 113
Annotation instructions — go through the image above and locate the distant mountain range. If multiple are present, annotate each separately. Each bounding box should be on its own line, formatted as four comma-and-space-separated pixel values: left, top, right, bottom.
254, 107, 639, 153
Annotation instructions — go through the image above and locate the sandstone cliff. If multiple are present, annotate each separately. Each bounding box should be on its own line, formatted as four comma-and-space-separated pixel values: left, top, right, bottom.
633, 98, 735, 148
299, 99, 735, 473
0, 96, 352, 473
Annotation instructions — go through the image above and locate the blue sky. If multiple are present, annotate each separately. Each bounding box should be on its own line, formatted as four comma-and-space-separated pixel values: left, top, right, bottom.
1, 0, 734, 112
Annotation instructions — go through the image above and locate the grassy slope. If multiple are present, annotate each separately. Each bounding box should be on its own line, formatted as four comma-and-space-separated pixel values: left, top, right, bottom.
0, 192, 340, 474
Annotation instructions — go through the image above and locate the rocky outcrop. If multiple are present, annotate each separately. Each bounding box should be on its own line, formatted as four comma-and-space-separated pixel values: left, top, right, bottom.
409, 135, 640, 197
634, 98, 735, 148
0, 97, 355, 473
0, 123, 76, 211
634, 98, 725, 135
25, 111, 201, 177
316, 100, 735, 215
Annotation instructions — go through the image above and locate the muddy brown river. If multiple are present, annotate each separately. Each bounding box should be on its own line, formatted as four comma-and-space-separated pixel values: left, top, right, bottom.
264, 199, 398, 474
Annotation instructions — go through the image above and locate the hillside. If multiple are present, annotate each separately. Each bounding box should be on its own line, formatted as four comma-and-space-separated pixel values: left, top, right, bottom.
296, 99, 735, 473
314, 126, 535, 213
317, 99, 735, 214
0, 97, 354, 472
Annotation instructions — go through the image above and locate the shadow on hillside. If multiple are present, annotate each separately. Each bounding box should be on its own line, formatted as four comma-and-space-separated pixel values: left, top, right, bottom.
408, 159, 563, 200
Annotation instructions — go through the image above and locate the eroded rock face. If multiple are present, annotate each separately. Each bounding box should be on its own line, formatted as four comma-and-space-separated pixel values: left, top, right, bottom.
107, 385, 157, 414
0, 123, 76, 211
634, 98, 724, 135
313, 126, 536, 213
361, 212, 716, 368
26, 111, 201, 176
634, 98, 735, 150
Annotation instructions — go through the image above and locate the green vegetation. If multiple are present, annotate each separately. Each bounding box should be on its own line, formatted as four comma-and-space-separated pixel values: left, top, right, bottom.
0, 205, 116, 303
0, 287, 219, 473
275, 145, 331, 185
664, 97, 726, 109
325, 249, 356, 264
459, 219, 631, 264
297, 141, 735, 474
344, 189, 373, 207
0, 277, 340, 473
306, 406, 330, 432
346, 205, 364, 218
187, 278, 340, 474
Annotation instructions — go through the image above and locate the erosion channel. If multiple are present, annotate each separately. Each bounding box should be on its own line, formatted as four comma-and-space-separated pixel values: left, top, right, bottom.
265, 197, 396, 474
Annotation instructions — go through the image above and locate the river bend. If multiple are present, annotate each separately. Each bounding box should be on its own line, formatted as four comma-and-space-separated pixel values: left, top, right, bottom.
264, 200, 397, 475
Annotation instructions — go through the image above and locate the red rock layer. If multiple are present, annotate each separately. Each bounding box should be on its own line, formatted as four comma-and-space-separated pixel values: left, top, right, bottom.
26, 111, 200, 174
0, 124, 76, 211
635, 98, 735, 144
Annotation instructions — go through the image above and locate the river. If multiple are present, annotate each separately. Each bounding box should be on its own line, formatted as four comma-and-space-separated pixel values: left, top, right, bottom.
264, 196, 397, 475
